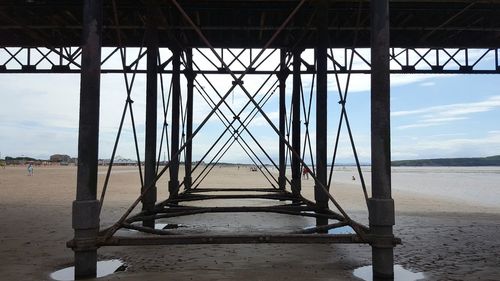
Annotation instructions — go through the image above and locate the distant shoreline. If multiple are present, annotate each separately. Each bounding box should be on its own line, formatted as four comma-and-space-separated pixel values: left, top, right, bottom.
392, 155, 500, 167
3, 155, 500, 167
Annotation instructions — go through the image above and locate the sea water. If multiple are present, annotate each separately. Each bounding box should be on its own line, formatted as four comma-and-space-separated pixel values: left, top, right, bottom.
353, 265, 425, 281
50, 260, 125, 281
331, 166, 500, 208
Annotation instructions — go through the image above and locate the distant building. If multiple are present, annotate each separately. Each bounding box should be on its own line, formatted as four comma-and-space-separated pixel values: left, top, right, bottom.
4, 156, 40, 165
99, 156, 136, 166
50, 154, 71, 163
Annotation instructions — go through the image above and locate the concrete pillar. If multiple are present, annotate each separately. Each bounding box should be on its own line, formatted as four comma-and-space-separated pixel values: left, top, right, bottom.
370, 0, 395, 279
315, 0, 329, 229
169, 48, 181, 199
143, 0, 158, 228
73, 0, 102, 278
291, 48, 302, 198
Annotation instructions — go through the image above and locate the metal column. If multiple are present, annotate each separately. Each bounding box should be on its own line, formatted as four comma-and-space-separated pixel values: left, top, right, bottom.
169, 48, 181, 199
278, 49, 288, 190
291, 49, 302, 198
369, 0, 395, 279
184, 49, 195, 190
315, 0, 329, 229
72, 0, 102, 278
142, 0, 158, 228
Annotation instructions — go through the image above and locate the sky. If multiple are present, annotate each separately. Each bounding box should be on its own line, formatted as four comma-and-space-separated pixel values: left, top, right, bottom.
1, 47, 499, 164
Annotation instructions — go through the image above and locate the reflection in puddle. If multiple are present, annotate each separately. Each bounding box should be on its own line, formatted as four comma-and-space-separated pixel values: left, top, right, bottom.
328, 226, 355, 234
302, 225, 356, 234
125, 223, 187, 232
155, 223, 186, 230
353, 265, 425, 281
50, 260, 126, 281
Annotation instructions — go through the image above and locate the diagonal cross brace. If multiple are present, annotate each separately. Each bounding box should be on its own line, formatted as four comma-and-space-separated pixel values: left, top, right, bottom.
170, 0, 353, 224
191, 80, 280, 189
102, 0, 355, 241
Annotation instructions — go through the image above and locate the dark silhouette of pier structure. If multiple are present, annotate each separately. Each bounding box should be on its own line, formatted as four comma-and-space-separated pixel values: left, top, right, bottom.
1, 0, 499, 279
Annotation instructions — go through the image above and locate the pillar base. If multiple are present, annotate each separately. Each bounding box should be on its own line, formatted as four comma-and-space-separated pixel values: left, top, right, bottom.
315, 217, 328, 233
372, 246, 394, 280
74, 249, 97, 279
368, 198, 395, 281
278, 176, 286, 190
184, 176, 192, 190
72, 200, 100, 280
290, 178, 301, 195
141, 185, 157, 228
142, 218, 155, 228
169, 180, 179, 199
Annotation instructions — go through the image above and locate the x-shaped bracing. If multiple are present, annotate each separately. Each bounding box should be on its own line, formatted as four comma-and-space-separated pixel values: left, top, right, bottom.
101, 0, 369, 241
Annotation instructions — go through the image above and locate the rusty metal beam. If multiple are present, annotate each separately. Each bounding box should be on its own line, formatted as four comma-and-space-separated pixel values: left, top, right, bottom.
291, 48, 302, 198
98, 234, 366, 246
73, 0, 102, 279
184, 48, 195, 190
369, 0, 395, 279
315, 0, 329, 230
169, 48, 181, 199
278, 49, 288, 190
142, 0, 159, 228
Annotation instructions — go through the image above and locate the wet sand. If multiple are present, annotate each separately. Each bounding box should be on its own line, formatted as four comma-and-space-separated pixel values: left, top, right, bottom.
0, 165, 499, 280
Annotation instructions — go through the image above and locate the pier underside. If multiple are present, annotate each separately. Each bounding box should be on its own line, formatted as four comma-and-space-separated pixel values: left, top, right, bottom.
84, 187, 389, 247
3, 0, 499, 280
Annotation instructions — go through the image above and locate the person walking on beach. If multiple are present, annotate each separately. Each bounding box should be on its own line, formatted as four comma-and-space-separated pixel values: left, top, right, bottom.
302, 166, 311, 180
27, 163, 34, 176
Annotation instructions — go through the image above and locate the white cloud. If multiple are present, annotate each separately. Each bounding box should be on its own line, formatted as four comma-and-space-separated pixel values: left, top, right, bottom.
248, 111, 279, 127
420, 82, 435, 87
393, 95, 500, 117
1, 47, 497, 163
392, 133, 500, 159
394, 95, 500, 130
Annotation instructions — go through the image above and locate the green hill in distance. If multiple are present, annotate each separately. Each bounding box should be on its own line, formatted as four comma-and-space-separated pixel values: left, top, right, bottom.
391, 155, 500, 166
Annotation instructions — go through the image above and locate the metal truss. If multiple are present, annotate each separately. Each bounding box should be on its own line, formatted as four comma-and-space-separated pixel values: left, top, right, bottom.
2, 46, 500, 74
84, 0, 376, 248
15, 0, 407, 278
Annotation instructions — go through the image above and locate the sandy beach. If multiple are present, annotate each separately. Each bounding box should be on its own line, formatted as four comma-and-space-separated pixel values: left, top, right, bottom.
0, 165, 499, 280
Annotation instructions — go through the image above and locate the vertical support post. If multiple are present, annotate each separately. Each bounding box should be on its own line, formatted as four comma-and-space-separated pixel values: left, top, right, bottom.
370, 0, 395, 279
278, 49, 288, 190
169, 48, 181, 199
291, 48, 302, 198
184, 49, 195, 190
315, 0, 329, 228
72, 0, 102, 279
143, 0, 158, 228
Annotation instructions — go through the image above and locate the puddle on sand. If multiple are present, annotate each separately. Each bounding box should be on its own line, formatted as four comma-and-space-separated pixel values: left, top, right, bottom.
50, 260, 126, 281
125, 223, 186, 232
353, 265, 425, 281
302, 225, 356, 234
328, 226, 355, 234
155, 223, 186, 230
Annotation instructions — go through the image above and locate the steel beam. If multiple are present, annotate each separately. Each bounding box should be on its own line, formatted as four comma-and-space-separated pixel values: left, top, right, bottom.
184, 48, 195, 190
370, 0, 395, 279
291, 48, 302, 198
169, 48, 181, 199
100, 234, 365, 246
3, 47, 500, 75
278, 49, 288, 190
142, 1, 158, 228
315, 0, 329, 230
72, 0, 102, 279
